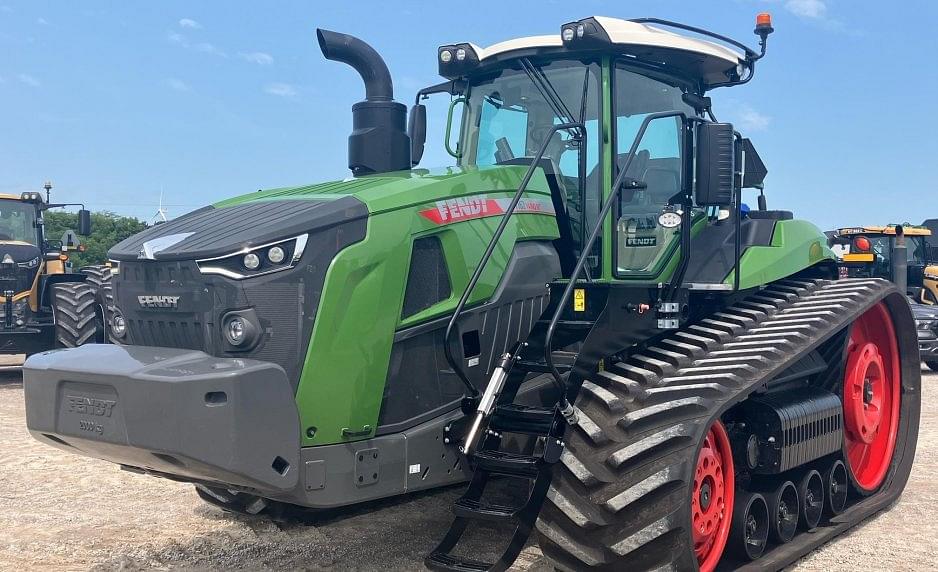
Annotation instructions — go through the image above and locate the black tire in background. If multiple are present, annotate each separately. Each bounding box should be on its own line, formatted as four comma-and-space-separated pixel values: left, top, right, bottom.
927, 361, 938, 373
80, 265, 114, 343
50, 282, 99, 348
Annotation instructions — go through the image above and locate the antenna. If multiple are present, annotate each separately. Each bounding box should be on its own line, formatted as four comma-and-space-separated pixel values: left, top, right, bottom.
152, 188, 169, 224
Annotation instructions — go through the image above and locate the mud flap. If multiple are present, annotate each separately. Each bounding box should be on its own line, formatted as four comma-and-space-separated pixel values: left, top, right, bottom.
23, 344, 300, 494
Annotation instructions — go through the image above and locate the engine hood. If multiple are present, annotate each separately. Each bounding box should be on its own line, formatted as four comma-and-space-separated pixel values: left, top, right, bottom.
108, 197, 368, 262
109, 165, 552, 262
0, 242, 41, 264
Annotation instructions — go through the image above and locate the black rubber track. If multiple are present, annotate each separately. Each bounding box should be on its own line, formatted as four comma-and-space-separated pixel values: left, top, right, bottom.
80, 265, 114, 343
51, 282, 99, 348
535, 278, 920, 572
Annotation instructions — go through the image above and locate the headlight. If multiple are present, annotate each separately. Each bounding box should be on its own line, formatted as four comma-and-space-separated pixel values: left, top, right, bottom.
267, 246, 285, 264
225, 316, 246, 346
243, 253, 261, 270
221, 311, 260, 350
111, 312, 127, 338
17, 257, 40, 269
196, 234, 308, 280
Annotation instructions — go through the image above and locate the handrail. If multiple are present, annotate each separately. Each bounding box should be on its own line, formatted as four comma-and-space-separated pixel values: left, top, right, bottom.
544, 111, 688, 408
443, 121, 585, 398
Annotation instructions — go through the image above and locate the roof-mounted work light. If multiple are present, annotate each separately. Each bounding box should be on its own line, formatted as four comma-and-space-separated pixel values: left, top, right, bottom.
560, 17, 611, 49
438, 43, 480, 79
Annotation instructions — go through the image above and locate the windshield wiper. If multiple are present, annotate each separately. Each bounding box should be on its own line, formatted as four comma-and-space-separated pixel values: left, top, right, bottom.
518, 59, 584, 139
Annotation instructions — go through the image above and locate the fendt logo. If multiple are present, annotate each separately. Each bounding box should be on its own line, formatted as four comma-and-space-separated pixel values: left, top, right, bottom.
137, 295, 181, 309
65, 395, 117, 418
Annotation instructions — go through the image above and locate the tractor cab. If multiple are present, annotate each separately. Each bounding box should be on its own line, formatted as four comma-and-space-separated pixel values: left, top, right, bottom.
829, 225, 934, 301
413, 16, 802, 293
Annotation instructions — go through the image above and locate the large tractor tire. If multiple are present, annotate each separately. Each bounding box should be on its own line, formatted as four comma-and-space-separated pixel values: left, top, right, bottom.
536, 279, 920, 571
51, 282, 99, 348
80, 265, 114, 343
926, 361, 938, 373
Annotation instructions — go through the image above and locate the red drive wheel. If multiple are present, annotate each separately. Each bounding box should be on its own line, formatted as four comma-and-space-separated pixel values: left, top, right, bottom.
693, 420, 735, 572
842, 302, 901, 493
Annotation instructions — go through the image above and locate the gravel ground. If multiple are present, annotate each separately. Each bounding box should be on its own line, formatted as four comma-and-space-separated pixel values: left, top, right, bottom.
1, 355, 935, 571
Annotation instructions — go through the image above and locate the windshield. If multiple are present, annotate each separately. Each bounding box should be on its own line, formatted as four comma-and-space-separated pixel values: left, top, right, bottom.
461, 58, 602, 270
0, 200, 39, 244
865, 235, 928, 265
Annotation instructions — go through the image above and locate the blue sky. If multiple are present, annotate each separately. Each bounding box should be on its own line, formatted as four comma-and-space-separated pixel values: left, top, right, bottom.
1, 0, 935, 230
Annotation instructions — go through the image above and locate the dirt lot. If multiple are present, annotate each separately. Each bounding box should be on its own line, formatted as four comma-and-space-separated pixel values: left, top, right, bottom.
1, 356, 935, 571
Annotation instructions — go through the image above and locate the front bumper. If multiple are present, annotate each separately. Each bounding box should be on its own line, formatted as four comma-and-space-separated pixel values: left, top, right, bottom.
0, 322, 54, 355
24, 344, 301, 494
919, 329, 938, 360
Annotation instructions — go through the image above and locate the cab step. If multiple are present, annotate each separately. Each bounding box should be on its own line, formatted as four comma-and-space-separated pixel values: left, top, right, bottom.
490, 404, 556, 435
473, 450, 540, 477
454, 497, 521, 522
426, 551, 493, 572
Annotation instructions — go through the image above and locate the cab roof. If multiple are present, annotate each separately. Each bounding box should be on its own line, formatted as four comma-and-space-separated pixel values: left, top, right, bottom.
442, 16, 747, 89
834, 225, 933, 237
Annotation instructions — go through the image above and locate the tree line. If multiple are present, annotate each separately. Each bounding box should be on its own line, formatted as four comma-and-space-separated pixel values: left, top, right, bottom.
44, 211, 149, 268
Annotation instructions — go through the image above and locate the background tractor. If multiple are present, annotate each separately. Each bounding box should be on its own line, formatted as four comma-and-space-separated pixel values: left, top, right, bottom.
828, 224, 938, 371
0, 183, 111, 354
23, 14, 920, 572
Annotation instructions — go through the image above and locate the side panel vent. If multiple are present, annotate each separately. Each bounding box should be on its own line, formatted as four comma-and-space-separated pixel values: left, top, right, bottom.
402, 236, 451, 318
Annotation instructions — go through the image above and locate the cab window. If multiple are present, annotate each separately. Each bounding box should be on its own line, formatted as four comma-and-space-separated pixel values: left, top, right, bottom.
613, 64, 694, 277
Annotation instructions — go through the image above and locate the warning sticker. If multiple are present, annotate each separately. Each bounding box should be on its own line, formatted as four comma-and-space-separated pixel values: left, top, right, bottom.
418, 196, 555, 225
573, 288, 586, 312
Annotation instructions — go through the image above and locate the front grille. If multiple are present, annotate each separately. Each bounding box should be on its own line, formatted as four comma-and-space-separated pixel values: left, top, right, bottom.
127, 317, 206, 351
0, 266, 38, 296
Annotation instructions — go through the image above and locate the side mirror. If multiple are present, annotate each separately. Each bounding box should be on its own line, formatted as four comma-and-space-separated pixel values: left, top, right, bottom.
408, 103, 427, 166
77, 209, 92, 236
695, 122, 736, 206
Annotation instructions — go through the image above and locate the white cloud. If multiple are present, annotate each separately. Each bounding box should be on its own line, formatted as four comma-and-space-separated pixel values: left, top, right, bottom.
178, 18, 201, 29
17, 73, 40, 87
736, 104, 771, 132
193, 42, 227, 57
168, 32, 227, 57
239, 51, 273, 65
265, 83, 297, 97
166, 78, 190, 92
37, 17, 49, 25
167, 31, 186, 46
784, 0, 827, 19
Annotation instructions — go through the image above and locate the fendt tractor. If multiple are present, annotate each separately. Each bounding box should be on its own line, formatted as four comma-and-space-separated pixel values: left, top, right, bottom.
829, 224, 938, 371
0, 183, 111, 354
23, 14, 920, 572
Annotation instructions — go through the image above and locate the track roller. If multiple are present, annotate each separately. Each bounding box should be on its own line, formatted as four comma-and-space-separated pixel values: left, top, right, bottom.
823, 459, 849, 516
759, 480, 799, 544
797, 470, 824, 531
729, 492, 769, 561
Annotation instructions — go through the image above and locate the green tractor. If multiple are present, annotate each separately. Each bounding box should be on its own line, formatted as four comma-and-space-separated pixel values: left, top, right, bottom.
23, 13, 920, 571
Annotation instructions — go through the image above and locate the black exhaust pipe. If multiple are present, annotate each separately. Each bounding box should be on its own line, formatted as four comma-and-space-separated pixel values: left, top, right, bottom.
317, 29, 411, 176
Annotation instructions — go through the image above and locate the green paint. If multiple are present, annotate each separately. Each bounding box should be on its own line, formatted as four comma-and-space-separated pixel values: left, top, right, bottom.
253, 166, 560, 446
445, 98, 467, 158
728, 219, 836, 289
600, 57, 614, 281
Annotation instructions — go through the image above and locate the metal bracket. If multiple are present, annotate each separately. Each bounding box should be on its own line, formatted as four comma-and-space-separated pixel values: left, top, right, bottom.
354, 447, 379, 487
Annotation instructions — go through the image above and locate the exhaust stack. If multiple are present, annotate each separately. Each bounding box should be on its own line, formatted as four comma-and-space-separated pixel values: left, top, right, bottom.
317, 29, 411, 176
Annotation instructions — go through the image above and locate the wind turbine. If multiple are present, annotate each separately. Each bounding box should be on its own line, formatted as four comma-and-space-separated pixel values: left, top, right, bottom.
152, 189, 169, 225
